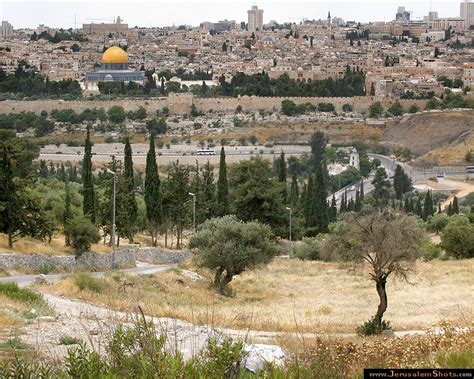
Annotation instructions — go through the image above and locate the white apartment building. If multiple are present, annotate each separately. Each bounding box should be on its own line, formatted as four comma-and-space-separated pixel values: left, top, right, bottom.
247, 6, 264, 32
460, 0, 474, 27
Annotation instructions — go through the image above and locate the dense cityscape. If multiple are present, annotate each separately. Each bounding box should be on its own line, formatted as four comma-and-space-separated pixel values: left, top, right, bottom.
0, 1, 473, 377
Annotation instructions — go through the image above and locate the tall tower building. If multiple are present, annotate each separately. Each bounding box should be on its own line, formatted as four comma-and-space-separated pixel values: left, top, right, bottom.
0, 21, 13, 38
460, 0, 474, 28
247, 5, 264, 32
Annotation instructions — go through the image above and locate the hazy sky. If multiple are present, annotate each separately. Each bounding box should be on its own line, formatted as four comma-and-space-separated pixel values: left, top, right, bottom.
0, 0, 465, 29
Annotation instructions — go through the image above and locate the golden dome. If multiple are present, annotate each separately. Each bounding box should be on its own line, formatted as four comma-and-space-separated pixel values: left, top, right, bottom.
102, 46, 128, 64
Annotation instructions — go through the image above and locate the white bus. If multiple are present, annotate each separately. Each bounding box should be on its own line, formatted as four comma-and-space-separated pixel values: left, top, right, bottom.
196, 149, 216, 156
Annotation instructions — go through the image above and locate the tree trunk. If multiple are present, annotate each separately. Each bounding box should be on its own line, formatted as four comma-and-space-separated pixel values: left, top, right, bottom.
7, 231, 13, 249
374, 278, 388, 331
164, 228, 168, 248
213, 267, 224, 288
215, 270, 233, 295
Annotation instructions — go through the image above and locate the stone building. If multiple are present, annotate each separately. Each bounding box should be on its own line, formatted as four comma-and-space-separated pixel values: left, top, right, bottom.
82, 16, 128, 36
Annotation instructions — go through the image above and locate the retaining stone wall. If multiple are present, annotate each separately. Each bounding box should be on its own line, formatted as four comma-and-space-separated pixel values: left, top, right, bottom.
136, 248, 192, 264
0, 247, 191, 272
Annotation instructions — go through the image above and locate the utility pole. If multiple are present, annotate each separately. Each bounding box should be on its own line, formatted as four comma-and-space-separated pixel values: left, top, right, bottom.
286, 206, 292, 256
189, 192, 196, 233
107, 168, 117, 269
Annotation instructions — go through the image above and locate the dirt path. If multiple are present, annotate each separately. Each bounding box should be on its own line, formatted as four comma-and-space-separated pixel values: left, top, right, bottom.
437, 179, 474, 210
18, 292, 461, 361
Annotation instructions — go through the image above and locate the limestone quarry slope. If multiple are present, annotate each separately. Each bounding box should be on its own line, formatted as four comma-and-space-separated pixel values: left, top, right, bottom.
383, 111, 474, 165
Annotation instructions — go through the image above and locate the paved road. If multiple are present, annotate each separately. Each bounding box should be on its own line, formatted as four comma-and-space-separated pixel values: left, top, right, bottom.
368, 153, 470, 180
0, 263, 177, 287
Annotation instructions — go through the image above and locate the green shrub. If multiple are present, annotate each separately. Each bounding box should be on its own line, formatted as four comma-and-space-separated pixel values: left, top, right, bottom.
0, 338, 29, 351
420, 239, 443, 261
59, 335, 82, 346
436, 351, 474, 368
294, 237, 323, 260
357, 317, 391, 336
0, 283, 45, 305
73, 273, 106, 293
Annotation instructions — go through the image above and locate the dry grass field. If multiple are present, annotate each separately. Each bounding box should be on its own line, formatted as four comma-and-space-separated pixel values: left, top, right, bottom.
41, 258, 474, 334
0, 234, 111, 256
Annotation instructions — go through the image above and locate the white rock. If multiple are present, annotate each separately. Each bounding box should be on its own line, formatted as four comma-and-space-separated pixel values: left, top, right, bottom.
243, 344, 285, 373
179, 269, 204, 281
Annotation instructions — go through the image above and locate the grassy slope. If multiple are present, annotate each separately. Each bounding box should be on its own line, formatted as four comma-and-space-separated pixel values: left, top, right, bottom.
41, 258, 474, 334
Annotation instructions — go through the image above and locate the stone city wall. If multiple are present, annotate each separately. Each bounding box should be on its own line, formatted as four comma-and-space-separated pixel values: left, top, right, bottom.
0, 95, 430, 116
0, 247, 191, 272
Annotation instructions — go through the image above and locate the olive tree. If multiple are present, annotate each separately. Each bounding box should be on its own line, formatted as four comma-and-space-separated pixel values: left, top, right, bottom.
323, 208, 424, 334
189, 215, 281, 295
441, 215, 474, 259
66, 215, 101, 258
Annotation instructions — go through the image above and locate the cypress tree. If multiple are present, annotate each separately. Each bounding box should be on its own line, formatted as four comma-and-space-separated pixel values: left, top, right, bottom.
216, 147, 229, 216
201, 160, 216, 221
415, 197, 423, 217
59, 163, 66, 182
404, 197, 410, 213
69, 166, 78, 183
422, 190, 434, 221
447, 203, 453, 216
359, 180, 364, 201
330, 194, 337, 222
355, 188, 362, 211
121, 136, 138, 242
49, 161, 56, 176
277, 151, 287, 202
289, 173, 299, 205
340, 192, 346, 213
82, 126, 95, 222
452, 196, 459, 214
304, 174, 314, 225
372, 167, 390, 207
438, 202, 442, 214
144, 135, 162, 247
409, 198, 415, 213
311, 165, 329, 234
346, 198, 352, 211
39, 160, 48, 178
63, 179, 72, 246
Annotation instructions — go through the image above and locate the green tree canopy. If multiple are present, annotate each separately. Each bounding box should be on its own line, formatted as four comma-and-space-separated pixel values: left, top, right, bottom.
189, 215, 280, 294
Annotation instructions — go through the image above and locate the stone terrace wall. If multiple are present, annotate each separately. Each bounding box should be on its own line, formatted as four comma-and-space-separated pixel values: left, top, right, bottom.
0, 95, 430, 116
0, 247, 190, 272
136, 248, 192, 264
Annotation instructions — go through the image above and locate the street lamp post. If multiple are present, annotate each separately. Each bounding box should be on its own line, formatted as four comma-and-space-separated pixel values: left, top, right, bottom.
188, 192, 196, 233
286, 206, 292, 256
107, 169, 117, 269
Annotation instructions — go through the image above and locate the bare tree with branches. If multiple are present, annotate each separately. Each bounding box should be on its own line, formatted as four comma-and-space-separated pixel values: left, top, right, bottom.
323, 208, 425, 333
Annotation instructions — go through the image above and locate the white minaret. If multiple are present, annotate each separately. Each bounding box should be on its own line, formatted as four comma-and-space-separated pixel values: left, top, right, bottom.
327, 11, 332, 33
